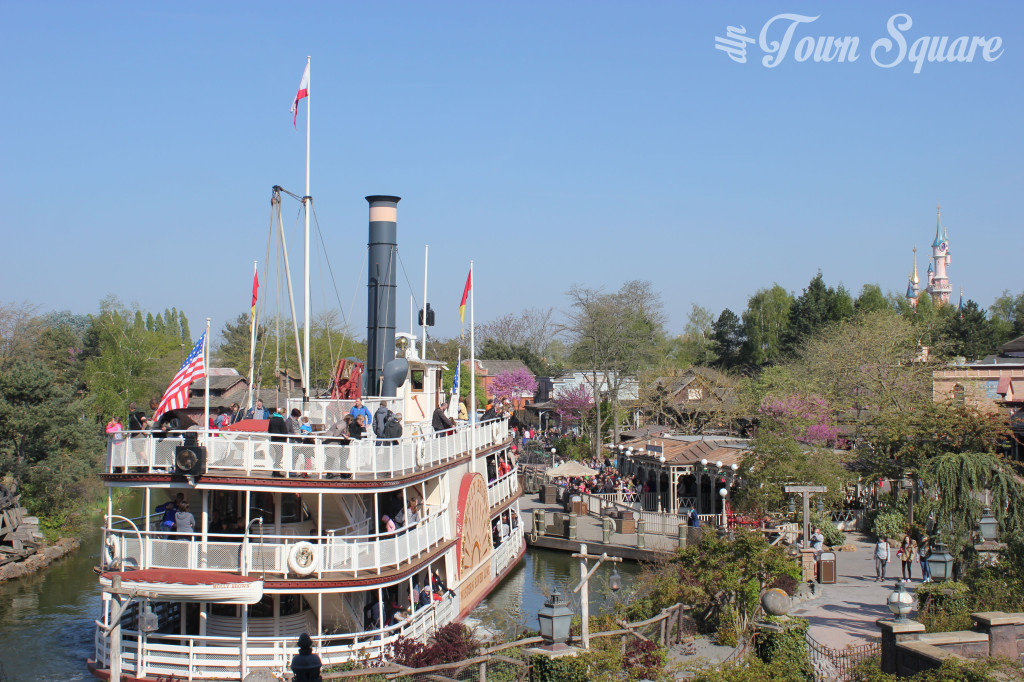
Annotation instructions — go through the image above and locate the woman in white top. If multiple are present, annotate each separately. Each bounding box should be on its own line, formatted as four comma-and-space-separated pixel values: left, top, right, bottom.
175, 501, 196, 535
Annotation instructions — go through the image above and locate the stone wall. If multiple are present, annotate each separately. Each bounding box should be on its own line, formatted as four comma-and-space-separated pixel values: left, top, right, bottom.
877, 612, 1024, 677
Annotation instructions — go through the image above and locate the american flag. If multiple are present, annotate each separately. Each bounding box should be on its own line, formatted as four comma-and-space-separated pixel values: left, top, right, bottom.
153, 332, 207, 421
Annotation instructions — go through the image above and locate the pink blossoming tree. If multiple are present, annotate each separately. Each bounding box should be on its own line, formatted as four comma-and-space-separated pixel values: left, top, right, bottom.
489, 367, 538, 408
758, 393, 845, 448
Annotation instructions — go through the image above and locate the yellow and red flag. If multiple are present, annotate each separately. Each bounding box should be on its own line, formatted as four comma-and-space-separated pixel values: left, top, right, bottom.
459, 269, 472, 337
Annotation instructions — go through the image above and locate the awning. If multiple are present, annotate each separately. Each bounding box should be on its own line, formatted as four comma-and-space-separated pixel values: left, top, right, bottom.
99, 570, 263, 604
545, 461, 598, 478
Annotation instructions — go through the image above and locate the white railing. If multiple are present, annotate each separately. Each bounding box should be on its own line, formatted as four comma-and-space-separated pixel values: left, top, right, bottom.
106, 418, 509, 478
103, 510, 449, 578
94, 592, 462, 680
491, 523, 524, 578
486, 467, 519, 508
567, 487, 718, 536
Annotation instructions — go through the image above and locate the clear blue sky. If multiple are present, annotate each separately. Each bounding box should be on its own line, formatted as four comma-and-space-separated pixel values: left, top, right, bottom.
2, 2, 1020, 342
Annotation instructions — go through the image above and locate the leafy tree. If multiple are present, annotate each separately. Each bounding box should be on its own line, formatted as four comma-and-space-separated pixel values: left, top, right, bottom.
679, 530, 801, 643
711, 308, 744, 370
0, 358, 99, 523
678, 304, 718, 367
476, 307, 556, 362
735, 432, 850, 516
782, 272, 853, 355
741, 285, 793, 367
564, 280, 665, 454
789, 310, 932, 425
854, 284, 890, 315
926, 451, 1024, 559
217, 312, 262, 374
989, 289, 1024, 344
478, 337, 547, 376
0, 301, 42, 365
84, 303, 179, 418
859, 401, 1009, 483
936, 299, 996, 360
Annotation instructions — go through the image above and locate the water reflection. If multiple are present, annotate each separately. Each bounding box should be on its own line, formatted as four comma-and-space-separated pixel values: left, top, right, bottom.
469, 548, 643, 640
0, 523, 103, 681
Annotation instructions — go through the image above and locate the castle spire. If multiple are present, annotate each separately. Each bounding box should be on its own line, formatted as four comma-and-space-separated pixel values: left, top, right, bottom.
911, 246, 919, 285
932, 203, 943, 247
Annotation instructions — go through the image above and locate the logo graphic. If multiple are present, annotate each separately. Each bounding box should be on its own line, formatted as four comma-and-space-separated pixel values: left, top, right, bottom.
714, 13, 1004, 73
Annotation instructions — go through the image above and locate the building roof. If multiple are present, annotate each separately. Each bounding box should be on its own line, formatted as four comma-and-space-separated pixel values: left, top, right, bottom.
619, 425, 672, 442
470, 359, 531, 376
626, 438, 749, 469
998, 334, 1024, 356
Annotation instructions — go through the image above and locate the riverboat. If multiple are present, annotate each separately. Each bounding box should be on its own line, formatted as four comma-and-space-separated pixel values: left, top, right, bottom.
88, 196, 525, 681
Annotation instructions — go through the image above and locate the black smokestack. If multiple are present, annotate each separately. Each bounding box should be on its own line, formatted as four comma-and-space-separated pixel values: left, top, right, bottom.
365, 195, 400, 396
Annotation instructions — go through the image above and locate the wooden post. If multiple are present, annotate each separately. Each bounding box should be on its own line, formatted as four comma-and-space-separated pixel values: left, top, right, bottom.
580, 543, 590, 649
110, 594, 121, 682
784, 485, 826, 549
478, 660, 487, 682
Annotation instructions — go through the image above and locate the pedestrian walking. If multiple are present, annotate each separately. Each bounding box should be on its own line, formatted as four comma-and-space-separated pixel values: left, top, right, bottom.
919, 537, 933, 583
899, 536, 917, 581
874, 536, 891, 581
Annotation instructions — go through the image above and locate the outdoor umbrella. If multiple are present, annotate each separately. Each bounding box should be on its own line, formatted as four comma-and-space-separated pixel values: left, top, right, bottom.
544, 461, 598, 478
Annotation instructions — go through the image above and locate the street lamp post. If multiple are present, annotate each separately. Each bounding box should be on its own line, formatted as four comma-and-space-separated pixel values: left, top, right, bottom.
572, 543, 623, 649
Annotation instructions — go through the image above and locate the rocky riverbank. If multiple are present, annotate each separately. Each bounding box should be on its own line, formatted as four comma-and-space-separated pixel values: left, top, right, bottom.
0, 537, 80, 583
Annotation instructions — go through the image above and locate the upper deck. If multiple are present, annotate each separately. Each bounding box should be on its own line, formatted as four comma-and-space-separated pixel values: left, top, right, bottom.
105, 417, 511, 481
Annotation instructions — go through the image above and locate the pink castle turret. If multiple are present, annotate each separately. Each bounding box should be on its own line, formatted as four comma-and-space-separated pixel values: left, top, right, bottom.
926, 204, 952, 304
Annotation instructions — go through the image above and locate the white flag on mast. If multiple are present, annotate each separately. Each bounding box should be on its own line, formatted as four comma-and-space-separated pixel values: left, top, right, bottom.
290, 61, 309, 127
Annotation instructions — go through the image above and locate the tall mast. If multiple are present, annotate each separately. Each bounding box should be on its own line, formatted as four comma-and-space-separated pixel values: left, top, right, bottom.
422, 245, 429, 359
247, 259, 258, 409
302, 55, 312, 402
469, 260, 476, 471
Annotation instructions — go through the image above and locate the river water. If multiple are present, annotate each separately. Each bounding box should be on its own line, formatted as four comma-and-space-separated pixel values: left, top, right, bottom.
0, 521, 640, 679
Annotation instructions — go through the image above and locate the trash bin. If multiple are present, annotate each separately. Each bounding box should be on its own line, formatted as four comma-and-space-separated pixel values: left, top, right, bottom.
571, 495, 585, 516
818, 551, 837, 584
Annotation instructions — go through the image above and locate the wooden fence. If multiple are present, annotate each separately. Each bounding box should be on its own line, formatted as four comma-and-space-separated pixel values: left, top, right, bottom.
316, 603, 694, 681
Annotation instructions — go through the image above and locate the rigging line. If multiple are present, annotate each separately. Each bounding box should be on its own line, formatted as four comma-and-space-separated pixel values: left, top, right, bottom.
395, 249, 422, 313
314, 238, 337, 381
309, 203, 351, 359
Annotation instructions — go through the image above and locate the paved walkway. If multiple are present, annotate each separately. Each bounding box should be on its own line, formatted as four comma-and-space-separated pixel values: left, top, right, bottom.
521, 489, 916, 651
790, 534, 921, 648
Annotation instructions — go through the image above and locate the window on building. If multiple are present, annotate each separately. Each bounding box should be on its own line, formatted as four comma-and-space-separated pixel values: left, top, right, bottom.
953, 384, 966, 406
688, 388, 703, 401
410, 369, 424, 391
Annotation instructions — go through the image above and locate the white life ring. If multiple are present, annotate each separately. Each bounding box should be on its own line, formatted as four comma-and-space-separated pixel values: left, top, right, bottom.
415, 439, 426, 467
288, 541, 320, 576
104, 535, 119, 568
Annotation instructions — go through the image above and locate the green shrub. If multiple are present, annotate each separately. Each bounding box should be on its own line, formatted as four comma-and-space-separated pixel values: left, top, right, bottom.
871, 510, 906, 540
849, 656, 1024, 681
714, 606, 739, 647
687, 656, 812, 682
915, 581, 973, 633
810, 511, 845, 546
753, 616, 812, 680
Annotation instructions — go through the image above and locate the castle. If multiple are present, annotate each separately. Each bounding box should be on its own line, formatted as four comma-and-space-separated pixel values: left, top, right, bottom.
905, 205, 952, 308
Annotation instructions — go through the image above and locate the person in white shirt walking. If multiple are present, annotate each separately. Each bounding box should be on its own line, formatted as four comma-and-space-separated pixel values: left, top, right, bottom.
874, 536, 891, 582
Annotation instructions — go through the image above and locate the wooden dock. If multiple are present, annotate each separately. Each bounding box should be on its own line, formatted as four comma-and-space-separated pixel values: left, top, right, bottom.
519, 494, 680, 561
